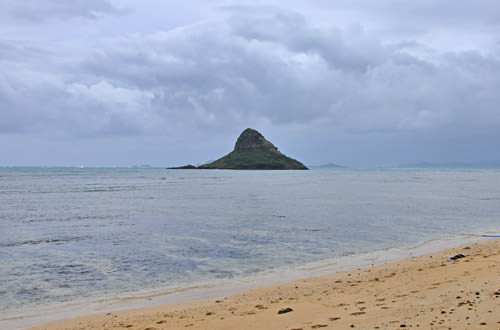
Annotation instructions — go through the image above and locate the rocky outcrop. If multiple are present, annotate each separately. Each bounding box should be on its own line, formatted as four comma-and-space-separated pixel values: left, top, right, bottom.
233, 128, 278, 153
198, 128, 308, 170
167, 164, 197, 169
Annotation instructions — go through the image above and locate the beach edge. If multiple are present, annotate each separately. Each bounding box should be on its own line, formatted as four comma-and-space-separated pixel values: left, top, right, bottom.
20, 237, 500, 330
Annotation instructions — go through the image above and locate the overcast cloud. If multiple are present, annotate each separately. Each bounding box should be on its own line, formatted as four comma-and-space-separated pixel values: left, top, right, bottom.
2, 0, 124, 21
1, 0, 499, 166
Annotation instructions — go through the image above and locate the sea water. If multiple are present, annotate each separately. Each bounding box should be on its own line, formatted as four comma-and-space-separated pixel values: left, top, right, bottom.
1, 167, 499, 328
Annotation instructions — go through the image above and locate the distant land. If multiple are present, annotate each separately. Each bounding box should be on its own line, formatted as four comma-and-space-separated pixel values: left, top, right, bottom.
310, 163, 347, 169
169, 128, 308, 170
398, 161, 500, 169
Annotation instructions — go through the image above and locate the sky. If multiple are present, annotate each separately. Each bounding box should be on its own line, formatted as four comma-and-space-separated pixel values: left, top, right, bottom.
1, 0, 500, 167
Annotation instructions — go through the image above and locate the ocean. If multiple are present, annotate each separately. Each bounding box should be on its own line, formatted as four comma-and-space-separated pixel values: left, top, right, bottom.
1, 167, 499, 328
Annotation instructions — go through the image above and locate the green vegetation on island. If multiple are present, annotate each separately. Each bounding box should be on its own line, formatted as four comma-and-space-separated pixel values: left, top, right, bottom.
171, 128, 308, 170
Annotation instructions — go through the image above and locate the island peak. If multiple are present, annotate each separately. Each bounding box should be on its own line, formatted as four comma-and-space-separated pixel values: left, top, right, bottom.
198, 128, 308, 170
233, 128, 278, 153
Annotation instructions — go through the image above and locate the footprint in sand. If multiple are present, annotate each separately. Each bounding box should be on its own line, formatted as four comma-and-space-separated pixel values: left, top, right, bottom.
240, 311, 256, 315
350, 312, 366, 316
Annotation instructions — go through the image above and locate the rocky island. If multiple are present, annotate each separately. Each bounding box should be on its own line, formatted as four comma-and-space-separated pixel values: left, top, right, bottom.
170, 128, 308, 170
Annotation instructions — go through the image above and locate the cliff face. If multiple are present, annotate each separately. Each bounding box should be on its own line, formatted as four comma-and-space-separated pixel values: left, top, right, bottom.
233, 128, 278, 153
198, 128, 308, 170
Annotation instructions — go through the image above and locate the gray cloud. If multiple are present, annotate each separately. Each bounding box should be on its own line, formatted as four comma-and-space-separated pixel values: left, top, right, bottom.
229, 12, 388, 72
73, 13, 500, 134
312, 0, 500, 28
2, 0, 124, 22
1, 2, 500, 166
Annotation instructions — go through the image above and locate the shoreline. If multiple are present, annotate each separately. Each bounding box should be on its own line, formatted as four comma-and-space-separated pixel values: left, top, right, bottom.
4, 234, 499, 330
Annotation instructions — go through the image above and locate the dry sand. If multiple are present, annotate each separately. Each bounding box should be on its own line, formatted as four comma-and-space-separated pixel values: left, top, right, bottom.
28, 238, 500, 330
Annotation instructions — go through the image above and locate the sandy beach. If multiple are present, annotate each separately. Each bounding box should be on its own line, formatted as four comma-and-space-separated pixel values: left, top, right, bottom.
25, 237, 500, 330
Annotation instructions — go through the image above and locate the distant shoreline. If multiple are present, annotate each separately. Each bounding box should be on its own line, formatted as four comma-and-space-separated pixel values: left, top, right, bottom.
1, 164, 500, 170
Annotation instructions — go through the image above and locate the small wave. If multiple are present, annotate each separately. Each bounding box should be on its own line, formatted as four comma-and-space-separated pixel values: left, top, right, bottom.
0, 236, 91, 248
80, 185, 136, 192
479, 197, 500, 201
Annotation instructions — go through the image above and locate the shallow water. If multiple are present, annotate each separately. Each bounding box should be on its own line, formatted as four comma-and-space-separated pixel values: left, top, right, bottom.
1, 167, 499, 326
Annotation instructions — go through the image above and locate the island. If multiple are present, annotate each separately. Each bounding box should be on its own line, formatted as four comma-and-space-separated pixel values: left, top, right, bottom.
169, 128, 308, 170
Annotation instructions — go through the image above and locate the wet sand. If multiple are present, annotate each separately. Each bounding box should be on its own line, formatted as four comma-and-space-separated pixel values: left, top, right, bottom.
28, 238, 500, 330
